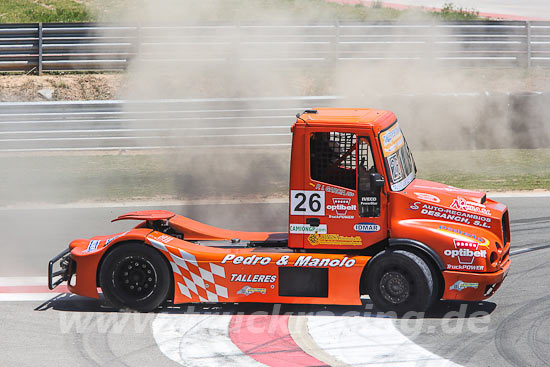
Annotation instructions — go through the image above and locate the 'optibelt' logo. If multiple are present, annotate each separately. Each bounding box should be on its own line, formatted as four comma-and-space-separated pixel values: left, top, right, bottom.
326, 198, 356, 216
444, 240, 486, 264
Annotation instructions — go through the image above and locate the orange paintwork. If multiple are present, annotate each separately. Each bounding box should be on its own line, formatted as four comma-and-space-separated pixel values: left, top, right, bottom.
60, 108, 510, 306
67, 223, 369, 305
67, 228, 153, 298
169, 215, 285, 241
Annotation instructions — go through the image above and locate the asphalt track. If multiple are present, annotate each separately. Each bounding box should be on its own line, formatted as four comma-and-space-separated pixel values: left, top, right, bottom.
0, 196, 549, 366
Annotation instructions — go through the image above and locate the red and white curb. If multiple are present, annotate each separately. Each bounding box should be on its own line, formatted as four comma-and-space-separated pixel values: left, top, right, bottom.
0, 277, 68, 301
152, 312, 460, 367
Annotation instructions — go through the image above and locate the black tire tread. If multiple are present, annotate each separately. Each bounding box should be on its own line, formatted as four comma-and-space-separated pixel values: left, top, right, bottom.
366, 249, 435, 314
99, 241, 170, 312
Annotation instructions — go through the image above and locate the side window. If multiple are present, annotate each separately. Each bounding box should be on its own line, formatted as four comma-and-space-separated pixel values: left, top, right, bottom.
358, 137, 380, 217
310, 132, 356, 190
358, 138, 377, 191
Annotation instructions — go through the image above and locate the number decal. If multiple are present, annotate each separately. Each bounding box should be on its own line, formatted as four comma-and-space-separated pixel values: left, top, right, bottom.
309, 193, 321, 212
294, 193, 307, 212
290, 191, 325, 216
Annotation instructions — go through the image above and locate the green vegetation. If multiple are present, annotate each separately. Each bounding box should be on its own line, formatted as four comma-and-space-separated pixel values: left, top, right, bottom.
437, 2, 480, 20
415, 149, 550, 191
0, 0, 91, 23
1, 148, 547, 205
0, 0, 482, 24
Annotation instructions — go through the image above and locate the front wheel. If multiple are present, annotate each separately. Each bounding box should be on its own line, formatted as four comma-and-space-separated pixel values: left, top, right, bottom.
366, 250, 435, 314
99, 242, 171, 312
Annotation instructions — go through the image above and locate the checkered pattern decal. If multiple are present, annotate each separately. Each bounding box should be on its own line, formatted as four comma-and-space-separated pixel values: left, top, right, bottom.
149, 238, 228, 302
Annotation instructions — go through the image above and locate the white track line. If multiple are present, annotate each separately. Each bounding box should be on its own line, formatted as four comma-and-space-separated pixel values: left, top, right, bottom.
0, 293, 63, 302
307, 316, 460, 366
0, 277, 46, 286
152, 313, 261, 367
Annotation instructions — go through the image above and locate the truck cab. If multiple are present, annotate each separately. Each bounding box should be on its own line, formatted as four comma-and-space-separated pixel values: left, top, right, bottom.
289, 108, 398, 250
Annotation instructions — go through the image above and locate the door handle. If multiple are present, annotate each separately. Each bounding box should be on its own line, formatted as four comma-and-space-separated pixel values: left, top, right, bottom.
306, 218, 320, 227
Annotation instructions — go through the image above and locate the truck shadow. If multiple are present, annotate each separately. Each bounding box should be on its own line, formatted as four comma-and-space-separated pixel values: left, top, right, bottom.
35, 293, 496, 319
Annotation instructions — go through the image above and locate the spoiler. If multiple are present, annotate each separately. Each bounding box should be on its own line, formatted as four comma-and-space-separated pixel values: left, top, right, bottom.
112, 210, 175, 222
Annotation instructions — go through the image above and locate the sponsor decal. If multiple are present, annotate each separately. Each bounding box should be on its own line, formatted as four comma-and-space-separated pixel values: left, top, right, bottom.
361, 196, 378, 206
444, 239, 487, 267
409, 201, 421, 210
231, 274, 277, 283
289, 224, 327, 234
415, 185, 479, 194
449, 280, 479, 291
221, 254, 272, 265
84, 239, 100, 253
450, 197, 491, 216
447, 264, 485, 271
293, 255, 356, 268
391, 171, 415, 192
237, 286, 266, 296
414, 192, 440, 203
156, 234, 174, 244
326, 197, 356, 219
380, 123, 405, 157
438, 225, 489, 247
308, 233, 362, 246
388, 153, 403, 182
105, 231, 129, 245
312, 183, 354, 197
409, 201, 491, 228
354, 223, 381, 233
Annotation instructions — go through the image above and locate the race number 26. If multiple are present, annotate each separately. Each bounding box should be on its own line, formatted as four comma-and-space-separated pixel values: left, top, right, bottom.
290, 190, 325, 216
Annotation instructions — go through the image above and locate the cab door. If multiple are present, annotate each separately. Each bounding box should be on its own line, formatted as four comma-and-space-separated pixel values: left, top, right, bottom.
355, 136, 388, 246
301, 130, 388, 250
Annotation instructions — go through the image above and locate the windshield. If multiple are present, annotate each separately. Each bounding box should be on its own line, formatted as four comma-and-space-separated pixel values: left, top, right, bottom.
378, 121, 415, 191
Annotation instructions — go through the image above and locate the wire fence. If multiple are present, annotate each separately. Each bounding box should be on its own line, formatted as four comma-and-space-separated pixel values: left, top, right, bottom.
1, 20, 550, 74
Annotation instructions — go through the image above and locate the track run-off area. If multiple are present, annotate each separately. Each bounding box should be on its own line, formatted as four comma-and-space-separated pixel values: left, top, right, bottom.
0, 194, 549, 366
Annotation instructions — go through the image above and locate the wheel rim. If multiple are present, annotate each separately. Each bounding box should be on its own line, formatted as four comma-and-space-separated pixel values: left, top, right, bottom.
379, 271, 410, 304
113, 256, 157, 302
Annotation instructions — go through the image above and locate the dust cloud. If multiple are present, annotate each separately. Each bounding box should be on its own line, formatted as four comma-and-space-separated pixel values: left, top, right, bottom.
108, 0, 548, 201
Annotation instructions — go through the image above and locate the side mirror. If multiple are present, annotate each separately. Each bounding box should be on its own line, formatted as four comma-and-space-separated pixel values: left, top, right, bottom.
370, 173, 385, 190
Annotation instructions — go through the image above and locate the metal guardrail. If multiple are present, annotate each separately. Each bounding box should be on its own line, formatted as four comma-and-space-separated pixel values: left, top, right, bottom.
0, 96, 339, 152
1, 21, 550, 73
1, 93, 548, 152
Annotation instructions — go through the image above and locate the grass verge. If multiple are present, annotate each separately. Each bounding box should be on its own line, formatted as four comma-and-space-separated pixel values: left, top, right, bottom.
0, 0, 91, 23
1, 148, 548, 205
1, 0, 482, 23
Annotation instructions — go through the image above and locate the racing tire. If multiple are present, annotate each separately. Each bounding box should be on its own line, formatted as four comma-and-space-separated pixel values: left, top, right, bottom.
366, 250, 434, 314
99, 242, 170, 312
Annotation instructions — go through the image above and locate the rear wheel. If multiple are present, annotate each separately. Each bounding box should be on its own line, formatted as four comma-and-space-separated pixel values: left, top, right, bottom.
99, 242, 170, 312
366, 250, 434, 314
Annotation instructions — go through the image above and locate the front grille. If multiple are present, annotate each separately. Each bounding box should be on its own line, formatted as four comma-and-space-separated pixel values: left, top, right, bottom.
484, 284, 496, 297
502, 212, 510, 244
501, 249, 510, 264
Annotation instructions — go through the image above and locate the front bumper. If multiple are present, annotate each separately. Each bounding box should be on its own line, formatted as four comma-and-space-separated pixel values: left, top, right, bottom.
48, 247, 71, 290
442, 257, 511, 301
47, 244, 103, 298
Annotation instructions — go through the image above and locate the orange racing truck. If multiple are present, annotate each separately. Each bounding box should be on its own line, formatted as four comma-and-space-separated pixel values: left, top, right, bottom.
49, 108, 511, 313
